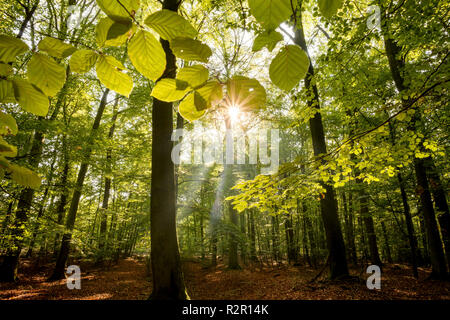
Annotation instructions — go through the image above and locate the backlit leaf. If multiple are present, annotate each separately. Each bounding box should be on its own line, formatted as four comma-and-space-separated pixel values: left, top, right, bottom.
128, 30, 166, 81
269, 45, 309, 91
96, 55, 133, 97
27, 53, 66, 96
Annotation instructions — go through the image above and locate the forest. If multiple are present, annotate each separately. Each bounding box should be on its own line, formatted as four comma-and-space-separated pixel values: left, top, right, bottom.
0, 0, 449, 302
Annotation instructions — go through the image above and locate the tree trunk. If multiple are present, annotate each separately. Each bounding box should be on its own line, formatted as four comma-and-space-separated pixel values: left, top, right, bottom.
380, 5, 447, 278
49, 88, 110, 280
294, 13, 348, 279
98, 97, 120, 261
149, 0, 187, 300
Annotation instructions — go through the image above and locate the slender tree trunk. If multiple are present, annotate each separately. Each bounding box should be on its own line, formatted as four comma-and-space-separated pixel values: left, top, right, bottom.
49, 89, 110, 280
294, 12, 348, 279
98, 97, 120, 261
380, 5, 447, 278
149, 0, 187, 300
426, 160, 450, 270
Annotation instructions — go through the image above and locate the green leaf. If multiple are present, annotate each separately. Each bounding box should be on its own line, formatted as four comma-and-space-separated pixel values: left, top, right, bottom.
69, 49, 98, 73
248, 0, 296, 29
178, 91, 206, 122
0, 79, 16, 103
96, 55, 133, 97
170, 38, 212, 63
38, 37, 76, 58
318, 0, 343, 18
269, 45, 309, 91
0, 63, 13, 76
9, 164, 41, 189
252, 30, 283, 52
11, 79, 49, 116
128, 30, 166, 81
226, 76, 266, 110
0, 35, 29, 63
96, 17, 133, 47
195, 80, 223, 106
27, 53, 66, 96
151, 79, 190, 102
0, 137, 17, 157
0, 111, 18, 135
176, 65, 209, 88
96, 0, 140, 23
144, 9, 197, 40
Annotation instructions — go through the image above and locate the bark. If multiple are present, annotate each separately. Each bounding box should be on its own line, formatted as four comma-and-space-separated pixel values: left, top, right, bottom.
98, 97, 120, 259
380, 5, 447, 278
342, 192, 357, 265
49, 89, 110, 280
149, 0, 187, 300
426, 160, 450, 270
294, 12, 349, 279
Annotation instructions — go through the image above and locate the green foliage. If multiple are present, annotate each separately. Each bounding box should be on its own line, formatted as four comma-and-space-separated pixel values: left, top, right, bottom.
178, 91, 207, 122
248, 0, 296, 30
151, 78, 190, 102
170, 37, 212, 63
69, 49, 98, 73
128, 30, 166, 81
96, 17, 133, 47
8, 163, 41, 189
0, 111, 17, 135
27, 53, 66, 97
96, 55, 133, 97
96, 0, 140, 23
11, 79, 49, 116
318, 0, 343, 18
252, 30, 283, 52
269, 45, 309, 91
38, 37, 76, 58
0, 63, 13, 76
0, 35, 28, 63
144, 9, 197, 41
226, 76, 266, 110
176, 65, 209, 88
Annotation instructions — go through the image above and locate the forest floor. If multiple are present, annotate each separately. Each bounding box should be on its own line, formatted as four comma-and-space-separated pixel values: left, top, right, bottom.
1, 257, 450, 300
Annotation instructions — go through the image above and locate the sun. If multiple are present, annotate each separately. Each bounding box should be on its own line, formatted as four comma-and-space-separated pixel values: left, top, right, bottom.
227, 104, 240, 124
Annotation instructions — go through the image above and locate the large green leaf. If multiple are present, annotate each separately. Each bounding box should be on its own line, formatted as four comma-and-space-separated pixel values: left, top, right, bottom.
0, 80, 16, 103
176, 65, 209, 88
196, 80, 223, 107
128, 30, 165, 81
248, 0, 296, 29
38, 37, 76, 58
318, 0, 343, 18
0, 136, 17, 157
226, 76, 266, 110
178, 91, 206, 122
28, 53, 66, 96
144, 9, 197, 40
9, 164, 41, 189
96, 55, 133, 97
96, 0, 140, 23
0, 35, 29, 63
0, 63, 13, 76
69, 49, 98, 73
170, 38, 212, 63
96, 17, 133, 47
0, 111, 18, 135
252, 30, 283, 52
269, 45, 309, 91
151, 79, 190, 102
11, 79, 49, 116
